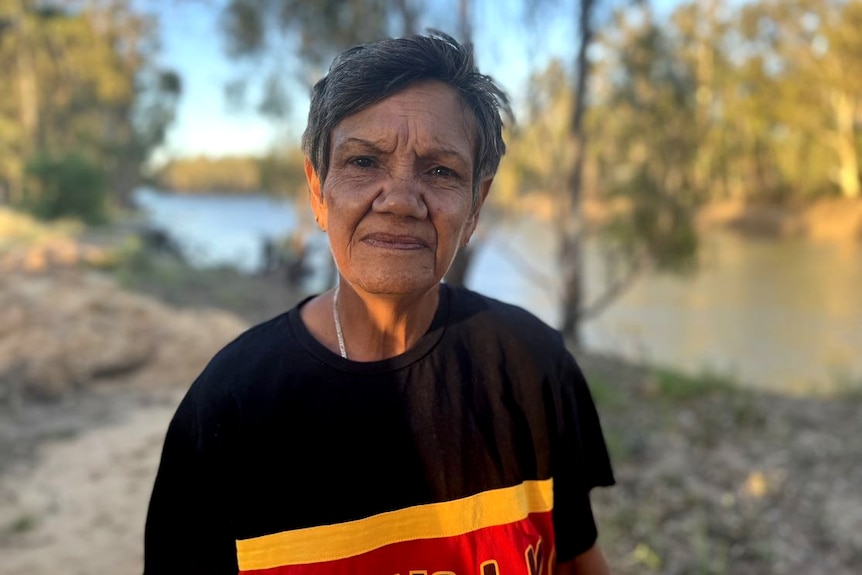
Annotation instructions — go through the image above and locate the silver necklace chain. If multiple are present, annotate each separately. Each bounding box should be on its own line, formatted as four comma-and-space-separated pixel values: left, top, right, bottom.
333, 283, 347, 359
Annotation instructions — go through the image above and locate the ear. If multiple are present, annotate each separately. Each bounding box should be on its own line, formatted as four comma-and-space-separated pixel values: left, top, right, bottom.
305, 157, 327, 231
463, 177, 493, 245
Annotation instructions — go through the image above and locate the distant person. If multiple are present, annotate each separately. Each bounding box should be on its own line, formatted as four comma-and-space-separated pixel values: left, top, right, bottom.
144, 32, 615, 575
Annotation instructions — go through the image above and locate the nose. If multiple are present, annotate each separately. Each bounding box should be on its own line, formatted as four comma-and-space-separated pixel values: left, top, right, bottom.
372, 171, 428, 219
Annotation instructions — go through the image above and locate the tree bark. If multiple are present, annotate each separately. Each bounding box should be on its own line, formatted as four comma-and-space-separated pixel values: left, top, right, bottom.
558, 0, 595, 344
831, 90, 860, 199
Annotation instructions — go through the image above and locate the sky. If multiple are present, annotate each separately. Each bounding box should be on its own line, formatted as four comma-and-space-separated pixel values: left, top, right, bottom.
150, 0, 682, 164
150, 1, 279, 163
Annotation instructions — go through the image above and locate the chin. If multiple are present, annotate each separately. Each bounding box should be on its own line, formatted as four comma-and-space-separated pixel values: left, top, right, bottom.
350, 271, 442, 297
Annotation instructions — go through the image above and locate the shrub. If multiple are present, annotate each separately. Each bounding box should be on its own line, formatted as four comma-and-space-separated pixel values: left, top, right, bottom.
22, 153, 108, 224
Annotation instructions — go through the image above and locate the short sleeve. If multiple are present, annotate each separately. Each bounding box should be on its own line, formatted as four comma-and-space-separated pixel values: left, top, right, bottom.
551, 350, 615, 562
143, 370, 240, 575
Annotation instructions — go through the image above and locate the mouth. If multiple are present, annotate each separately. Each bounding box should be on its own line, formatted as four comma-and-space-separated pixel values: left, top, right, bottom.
361, 233, 430, 250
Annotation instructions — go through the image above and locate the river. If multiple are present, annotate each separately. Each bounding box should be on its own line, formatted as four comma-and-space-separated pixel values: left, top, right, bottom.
133, 187, 862, 394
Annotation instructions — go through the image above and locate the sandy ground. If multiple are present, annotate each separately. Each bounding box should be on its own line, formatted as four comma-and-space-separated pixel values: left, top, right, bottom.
0, 267, 253, 575
0, 389, 181, 575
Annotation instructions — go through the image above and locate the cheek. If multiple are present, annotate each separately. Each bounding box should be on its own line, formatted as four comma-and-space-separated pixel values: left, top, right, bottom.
322, 185, 361, 225
432, 210, 473, 250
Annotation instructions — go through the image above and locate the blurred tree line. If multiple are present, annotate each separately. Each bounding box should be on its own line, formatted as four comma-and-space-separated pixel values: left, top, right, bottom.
0, 0, 179, 223
155, 149, 306, 195
588, 0, 862, 206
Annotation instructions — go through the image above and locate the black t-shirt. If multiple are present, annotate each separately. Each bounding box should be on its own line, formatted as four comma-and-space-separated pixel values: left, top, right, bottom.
144, 285, 614, 574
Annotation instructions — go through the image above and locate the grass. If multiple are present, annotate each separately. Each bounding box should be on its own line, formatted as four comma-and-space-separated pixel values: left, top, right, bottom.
649, 366, 737, 401
824, 369, 862, 399
586, 361, 759, 463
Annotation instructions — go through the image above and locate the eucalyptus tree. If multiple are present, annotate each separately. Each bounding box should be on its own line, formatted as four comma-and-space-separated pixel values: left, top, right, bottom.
557, 0, 596, 341
735, 0, 861, 200
506, 0, 701, 342
0, 0, 179, 211
593, 3, 700, 242
506, 0, 702, 345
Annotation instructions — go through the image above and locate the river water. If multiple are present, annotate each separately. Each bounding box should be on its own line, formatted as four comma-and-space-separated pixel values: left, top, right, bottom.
134, 188, 862, 394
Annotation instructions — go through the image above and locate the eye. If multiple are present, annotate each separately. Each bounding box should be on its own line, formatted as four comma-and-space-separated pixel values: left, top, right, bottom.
430, 166, 457, 178
349, 156, 375, 168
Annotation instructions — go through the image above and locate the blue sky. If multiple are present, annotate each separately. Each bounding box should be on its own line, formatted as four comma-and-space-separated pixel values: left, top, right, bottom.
151, 1, 279, 163
151, 0, 683, 163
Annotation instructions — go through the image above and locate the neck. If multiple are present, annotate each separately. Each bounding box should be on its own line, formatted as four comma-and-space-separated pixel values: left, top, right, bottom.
335, 282, 440, 362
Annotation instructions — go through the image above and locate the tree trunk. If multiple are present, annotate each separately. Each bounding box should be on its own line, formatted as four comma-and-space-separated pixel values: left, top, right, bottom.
558, 0, 595, 344
832, 90, 860, 199
15, 20, 39, 206
444, 243, 477, 287
444, 0, 477, 287
558, 219, 583, 341
393, 0, 419, 36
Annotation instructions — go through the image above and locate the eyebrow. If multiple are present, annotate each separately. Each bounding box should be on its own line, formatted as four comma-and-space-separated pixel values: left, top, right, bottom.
336, 137, 470, 165
336, 137, 389, 153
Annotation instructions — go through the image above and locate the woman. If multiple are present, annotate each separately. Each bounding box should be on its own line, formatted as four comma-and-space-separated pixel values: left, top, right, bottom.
145, 33, 614, 575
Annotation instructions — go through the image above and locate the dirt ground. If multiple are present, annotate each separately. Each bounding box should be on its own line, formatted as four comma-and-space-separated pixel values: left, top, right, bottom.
1, 263, 860, 575
0, 266, 251, 575
0, 388, 181, 575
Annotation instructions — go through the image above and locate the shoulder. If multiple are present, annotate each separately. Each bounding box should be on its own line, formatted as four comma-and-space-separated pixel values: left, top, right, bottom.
446, 286, 565, 348
177, 309, 295, 416
443, 284, 568, 361
203, 311, 293, 383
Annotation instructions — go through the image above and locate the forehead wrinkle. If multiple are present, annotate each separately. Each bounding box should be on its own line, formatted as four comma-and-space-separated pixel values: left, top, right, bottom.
402, 116, 474, 166
332, 83, 476, 164
335, 124, 471, 167
332, 115, 402, 154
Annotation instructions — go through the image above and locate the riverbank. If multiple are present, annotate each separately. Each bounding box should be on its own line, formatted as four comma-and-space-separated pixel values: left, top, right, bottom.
0, 227, 860, 573
695, 197, 862, 243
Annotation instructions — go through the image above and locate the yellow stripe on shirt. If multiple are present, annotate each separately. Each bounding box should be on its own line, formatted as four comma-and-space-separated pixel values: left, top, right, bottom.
236, 478, 554, 571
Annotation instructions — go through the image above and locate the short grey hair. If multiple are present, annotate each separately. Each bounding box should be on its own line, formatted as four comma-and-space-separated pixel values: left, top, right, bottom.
302, 32, 511, 209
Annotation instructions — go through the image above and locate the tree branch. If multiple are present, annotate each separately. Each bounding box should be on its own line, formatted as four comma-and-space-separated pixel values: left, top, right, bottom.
579, 251, 648, 323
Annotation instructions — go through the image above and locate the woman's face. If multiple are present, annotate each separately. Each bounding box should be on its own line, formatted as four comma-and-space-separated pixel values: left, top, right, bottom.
306, 80, 491, 297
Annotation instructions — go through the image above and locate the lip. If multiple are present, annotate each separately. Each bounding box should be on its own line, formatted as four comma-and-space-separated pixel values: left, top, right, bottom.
361, 233, 430, 250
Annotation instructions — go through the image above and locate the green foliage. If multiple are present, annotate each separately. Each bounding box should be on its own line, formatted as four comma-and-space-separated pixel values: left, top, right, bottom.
0, 0, 179, 209
22, 153, 107, 224
586, 0, 862, 206
493, 59, 574, 210
602, 166, 699, 274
